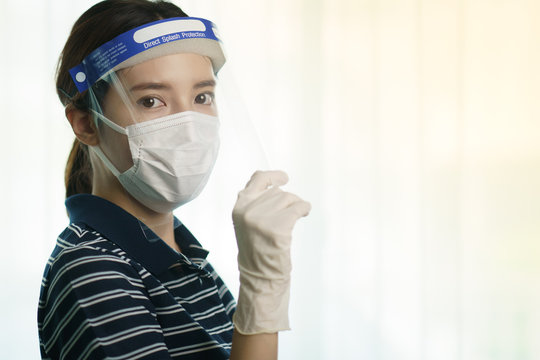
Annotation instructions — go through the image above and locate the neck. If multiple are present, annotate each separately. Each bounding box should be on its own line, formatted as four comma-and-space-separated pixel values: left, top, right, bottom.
92, 164, 180, 253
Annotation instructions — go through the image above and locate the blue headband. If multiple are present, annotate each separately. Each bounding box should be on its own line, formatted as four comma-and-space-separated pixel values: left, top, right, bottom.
69, 17, 225, 93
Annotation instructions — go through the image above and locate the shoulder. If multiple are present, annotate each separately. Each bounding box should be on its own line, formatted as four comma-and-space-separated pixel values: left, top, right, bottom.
38, 224, 171, 360
41, 223, 145, 308
51, 224, 135, 271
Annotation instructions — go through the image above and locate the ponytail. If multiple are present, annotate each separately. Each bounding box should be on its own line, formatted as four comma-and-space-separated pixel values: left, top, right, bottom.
65, 139, 93, 198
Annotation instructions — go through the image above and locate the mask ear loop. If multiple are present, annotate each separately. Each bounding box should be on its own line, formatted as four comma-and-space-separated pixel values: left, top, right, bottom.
90, 110, 128, 134
85, 72, 129, 178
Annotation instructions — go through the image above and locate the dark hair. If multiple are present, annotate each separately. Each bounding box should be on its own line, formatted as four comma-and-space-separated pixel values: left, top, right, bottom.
58, 0, 188, 198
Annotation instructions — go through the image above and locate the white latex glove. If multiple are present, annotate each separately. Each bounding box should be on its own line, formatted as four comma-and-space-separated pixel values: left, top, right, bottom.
232, 170, 311, 334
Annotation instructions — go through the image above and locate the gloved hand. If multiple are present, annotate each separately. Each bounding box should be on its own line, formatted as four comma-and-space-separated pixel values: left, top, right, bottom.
231, 170, 311, 334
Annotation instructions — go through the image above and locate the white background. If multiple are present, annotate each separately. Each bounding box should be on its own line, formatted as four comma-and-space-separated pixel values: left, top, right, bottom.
1, 0, 539, 359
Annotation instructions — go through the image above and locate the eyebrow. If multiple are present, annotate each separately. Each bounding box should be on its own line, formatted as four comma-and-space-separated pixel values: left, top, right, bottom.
129, 79, 216, 92
193, 79, 216, 89
129, 82, 170, 92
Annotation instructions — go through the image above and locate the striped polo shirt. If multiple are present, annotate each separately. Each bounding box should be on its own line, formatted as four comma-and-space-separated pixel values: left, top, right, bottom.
38, 194, 236, 359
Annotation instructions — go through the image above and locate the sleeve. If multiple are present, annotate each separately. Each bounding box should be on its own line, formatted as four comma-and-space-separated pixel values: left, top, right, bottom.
38, 248, 172, 360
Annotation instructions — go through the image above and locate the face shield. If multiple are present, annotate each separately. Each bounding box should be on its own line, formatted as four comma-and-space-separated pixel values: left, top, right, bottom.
71, 17, 225, 121
69, 17, 268, 215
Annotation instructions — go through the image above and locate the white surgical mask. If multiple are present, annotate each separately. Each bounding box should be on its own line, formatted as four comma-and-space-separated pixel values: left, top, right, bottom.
91, 110, 220, 213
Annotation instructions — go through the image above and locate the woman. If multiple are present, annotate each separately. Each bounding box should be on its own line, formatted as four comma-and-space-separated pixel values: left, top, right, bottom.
37, 0, 311, 359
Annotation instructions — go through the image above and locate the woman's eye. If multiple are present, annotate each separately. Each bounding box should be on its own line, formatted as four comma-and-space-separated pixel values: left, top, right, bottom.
138, 97, 164, 108
194, 93, 214, 105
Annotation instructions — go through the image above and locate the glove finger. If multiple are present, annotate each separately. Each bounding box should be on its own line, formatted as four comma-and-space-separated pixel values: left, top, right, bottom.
263, 190, 310, 214
242, 187, 298, 214
286, 199, 311, 218
234, 183, 280, 212
237, 191, 308, 236
244, 170, 289, 193
273, 200, 311, 231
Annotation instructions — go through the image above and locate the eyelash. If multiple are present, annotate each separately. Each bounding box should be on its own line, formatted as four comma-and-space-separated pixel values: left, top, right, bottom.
136, 92, 215, 109
137, 96, 164, 109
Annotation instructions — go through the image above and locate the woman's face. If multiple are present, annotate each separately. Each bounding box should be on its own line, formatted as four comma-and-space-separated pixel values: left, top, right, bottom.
97, 53, 217, 172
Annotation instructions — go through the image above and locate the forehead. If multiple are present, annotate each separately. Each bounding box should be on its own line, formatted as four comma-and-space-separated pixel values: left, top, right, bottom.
118, 53, 214, 85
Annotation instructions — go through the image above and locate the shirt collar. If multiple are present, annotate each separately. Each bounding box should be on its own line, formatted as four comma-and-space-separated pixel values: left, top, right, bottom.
66, 194, 209, 275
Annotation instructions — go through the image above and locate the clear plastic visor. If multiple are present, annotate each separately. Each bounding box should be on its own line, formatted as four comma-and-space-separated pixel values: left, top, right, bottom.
88, 52, 220, 128
85, 49, 269, 193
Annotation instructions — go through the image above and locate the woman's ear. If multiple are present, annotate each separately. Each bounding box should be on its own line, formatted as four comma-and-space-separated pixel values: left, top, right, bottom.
65, 105, 99, 146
